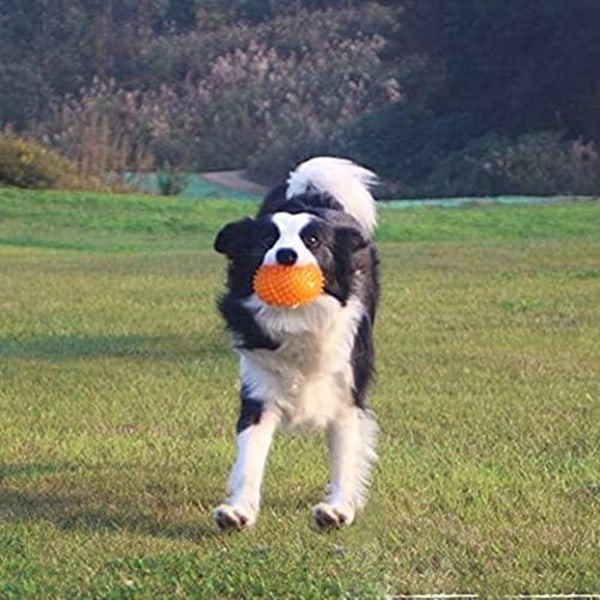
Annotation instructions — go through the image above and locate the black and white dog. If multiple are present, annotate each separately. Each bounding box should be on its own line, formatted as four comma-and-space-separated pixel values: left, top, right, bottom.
213, 157, 380, 530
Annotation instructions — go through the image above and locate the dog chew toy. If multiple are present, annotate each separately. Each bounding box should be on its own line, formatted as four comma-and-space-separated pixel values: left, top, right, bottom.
253, 263, 324, 307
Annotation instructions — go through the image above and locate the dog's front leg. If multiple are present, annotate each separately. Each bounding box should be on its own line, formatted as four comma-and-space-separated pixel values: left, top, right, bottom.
313, 407, 377, 530
214, 404, 279, 531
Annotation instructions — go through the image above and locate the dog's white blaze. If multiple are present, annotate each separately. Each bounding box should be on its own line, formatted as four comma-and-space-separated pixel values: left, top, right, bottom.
263, 212, 316, 267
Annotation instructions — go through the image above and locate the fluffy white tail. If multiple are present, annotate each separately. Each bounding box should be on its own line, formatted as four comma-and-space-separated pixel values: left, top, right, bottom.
286, 157, 378, 233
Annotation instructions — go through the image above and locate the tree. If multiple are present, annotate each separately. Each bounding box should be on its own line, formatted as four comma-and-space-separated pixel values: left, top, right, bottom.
434, 0, 600, 140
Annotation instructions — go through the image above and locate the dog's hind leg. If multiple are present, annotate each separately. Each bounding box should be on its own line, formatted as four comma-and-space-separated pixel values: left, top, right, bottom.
214, 407, 279, 531
313, 407, 378, 530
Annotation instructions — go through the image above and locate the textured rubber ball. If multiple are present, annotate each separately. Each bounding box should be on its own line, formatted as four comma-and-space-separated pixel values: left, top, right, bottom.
253, 263, 324, 307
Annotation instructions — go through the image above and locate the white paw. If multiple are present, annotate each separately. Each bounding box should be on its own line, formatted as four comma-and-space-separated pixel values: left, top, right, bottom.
312, 502, 355, 531
213, 503, 256, 532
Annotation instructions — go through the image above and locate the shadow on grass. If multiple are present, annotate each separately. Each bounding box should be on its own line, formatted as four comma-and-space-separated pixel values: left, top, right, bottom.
0, 333, 229, 362
0, 463, 219, 542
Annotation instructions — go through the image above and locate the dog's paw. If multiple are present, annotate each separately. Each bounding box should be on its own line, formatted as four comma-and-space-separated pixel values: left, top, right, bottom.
213, 504, 256, 532
312, 502, 355, 531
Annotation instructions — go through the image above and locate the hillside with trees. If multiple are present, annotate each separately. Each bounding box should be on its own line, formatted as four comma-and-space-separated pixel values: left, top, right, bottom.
1, 0, 599, 197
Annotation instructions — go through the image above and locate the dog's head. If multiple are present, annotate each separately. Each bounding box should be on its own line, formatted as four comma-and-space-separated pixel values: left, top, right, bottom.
214, 208, 369, 302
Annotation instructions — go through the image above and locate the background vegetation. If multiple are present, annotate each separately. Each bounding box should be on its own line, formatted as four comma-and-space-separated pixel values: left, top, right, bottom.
1, 0, 600, 196
1, 189, 599, 597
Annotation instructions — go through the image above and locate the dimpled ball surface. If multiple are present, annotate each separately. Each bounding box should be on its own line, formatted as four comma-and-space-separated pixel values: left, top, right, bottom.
253, 263, 324, 307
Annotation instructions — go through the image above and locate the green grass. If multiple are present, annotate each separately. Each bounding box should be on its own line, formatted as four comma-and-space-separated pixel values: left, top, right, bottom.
0, 188, 599, 597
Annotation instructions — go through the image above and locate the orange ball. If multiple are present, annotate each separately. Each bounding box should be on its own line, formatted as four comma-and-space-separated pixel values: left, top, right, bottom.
253, 263, 324, 307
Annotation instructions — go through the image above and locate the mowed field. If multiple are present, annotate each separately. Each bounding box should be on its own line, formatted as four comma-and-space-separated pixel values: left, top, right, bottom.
0, 189, 599, 598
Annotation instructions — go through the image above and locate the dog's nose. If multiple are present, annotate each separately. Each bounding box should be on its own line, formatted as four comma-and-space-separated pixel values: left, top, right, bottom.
275, 248, 298, 266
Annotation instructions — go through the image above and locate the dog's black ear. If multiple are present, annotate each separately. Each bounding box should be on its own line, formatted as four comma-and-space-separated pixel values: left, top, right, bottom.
214, 218, 256, 256
335, 226, 369, 253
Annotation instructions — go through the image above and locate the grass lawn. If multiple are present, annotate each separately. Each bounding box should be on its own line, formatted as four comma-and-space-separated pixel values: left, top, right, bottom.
0, 188, 599, 597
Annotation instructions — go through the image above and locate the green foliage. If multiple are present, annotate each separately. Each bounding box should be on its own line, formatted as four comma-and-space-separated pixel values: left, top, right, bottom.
335, 106, 600, 197
426, 132, 600, 197
313, 0, 600, 197
41, 6, 401, 173
0, 136, 82, 189
246, 136, 334, 186
155, 163, 189, 196
437, 0, 600, 139
2, 1, 600, 197
331, 104, 471, 196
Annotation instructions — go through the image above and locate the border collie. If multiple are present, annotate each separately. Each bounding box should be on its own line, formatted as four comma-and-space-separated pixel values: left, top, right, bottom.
213, 157, 380, 530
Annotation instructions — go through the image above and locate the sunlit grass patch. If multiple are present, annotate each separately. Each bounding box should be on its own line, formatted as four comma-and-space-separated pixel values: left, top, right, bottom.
0, 190, 599, 597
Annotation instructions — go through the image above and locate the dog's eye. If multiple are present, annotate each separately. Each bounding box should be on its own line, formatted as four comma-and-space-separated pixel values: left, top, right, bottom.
304, 234, 319, 248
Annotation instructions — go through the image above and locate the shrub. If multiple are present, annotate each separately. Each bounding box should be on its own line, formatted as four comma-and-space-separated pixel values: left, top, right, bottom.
0, 135, 82, 189
426, 132, 600, 197
41, 79, 155, 177
333, 104, 472, 196
0, 134, 126, 192
156, 162, 189, 196
246, 135, 336, 186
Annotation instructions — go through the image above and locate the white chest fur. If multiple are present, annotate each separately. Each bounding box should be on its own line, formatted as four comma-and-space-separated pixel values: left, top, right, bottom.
238, 295, 364, 428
